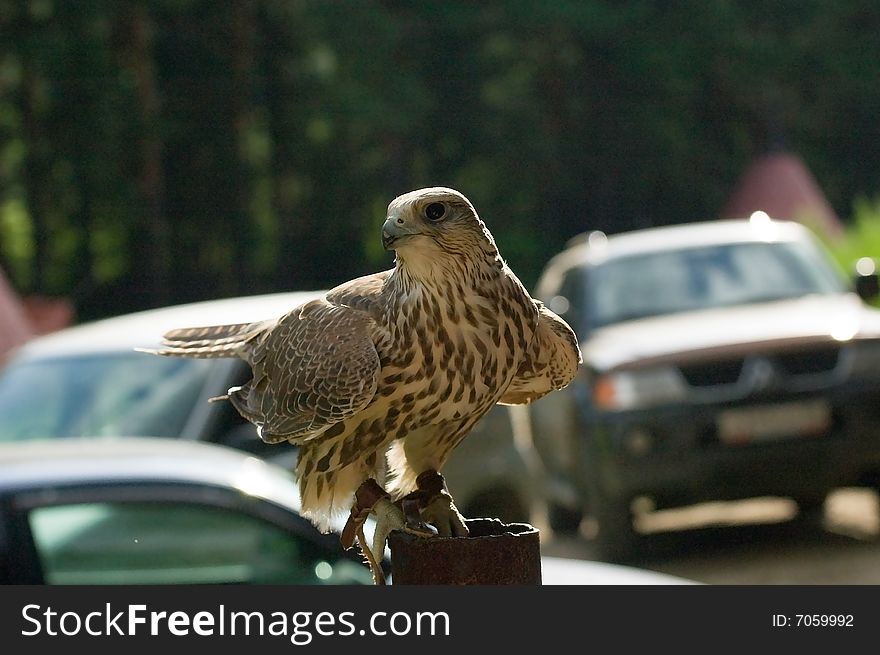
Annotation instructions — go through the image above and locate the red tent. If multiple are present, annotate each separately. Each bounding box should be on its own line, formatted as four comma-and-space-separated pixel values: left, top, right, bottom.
720, 151, 843, 239
0, 267, 74, 362
0, 267, 33, 360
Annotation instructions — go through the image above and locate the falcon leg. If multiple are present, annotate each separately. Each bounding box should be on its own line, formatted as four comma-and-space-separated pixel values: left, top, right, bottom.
412, 469, 470, 538
341, 478, 434, 585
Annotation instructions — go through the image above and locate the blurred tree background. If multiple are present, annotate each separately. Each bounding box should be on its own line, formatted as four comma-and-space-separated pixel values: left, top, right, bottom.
1, 0, 879, 321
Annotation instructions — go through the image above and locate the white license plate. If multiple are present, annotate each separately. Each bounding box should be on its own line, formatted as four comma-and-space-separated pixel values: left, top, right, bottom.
717, 399, 832, 445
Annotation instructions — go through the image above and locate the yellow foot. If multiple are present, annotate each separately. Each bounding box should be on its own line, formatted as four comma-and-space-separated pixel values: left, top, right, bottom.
370, 497, 435, 572
412, 469, 470, 537
420, 492, 469, 537
341, 478, 434, 585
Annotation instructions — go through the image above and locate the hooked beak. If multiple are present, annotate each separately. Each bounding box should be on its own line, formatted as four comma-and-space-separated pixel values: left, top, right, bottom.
382, 217, 420, 251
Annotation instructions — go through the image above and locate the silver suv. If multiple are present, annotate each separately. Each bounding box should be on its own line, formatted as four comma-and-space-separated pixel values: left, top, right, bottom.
527, 216, 880, 560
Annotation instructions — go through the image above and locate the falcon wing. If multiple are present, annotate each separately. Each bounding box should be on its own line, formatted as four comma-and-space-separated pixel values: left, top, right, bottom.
234, 298, 381, 442
497, 302, 582, 405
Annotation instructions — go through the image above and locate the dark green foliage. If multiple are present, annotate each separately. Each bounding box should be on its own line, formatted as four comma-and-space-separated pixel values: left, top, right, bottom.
1, 0, 879, 321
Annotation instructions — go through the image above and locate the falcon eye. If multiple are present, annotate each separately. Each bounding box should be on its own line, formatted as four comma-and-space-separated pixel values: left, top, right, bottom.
424, 202, 446, 221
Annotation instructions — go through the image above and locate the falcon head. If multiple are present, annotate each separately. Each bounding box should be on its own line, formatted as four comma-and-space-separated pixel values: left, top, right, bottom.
382, 187, 498, 259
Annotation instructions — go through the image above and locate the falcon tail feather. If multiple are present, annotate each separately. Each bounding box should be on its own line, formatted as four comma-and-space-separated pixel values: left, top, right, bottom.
136, 320, 271, 359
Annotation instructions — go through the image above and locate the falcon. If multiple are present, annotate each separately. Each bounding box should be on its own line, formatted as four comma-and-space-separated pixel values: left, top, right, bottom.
141, 187, 581, 583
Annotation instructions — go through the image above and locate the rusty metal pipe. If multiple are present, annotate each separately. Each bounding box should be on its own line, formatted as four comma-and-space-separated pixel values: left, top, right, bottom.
388, 518, 541, 585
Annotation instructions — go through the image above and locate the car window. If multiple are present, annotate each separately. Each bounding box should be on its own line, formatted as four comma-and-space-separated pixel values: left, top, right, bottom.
28, 501, 372, 585
588, 240, 845, 328
0, 354, 214, 441
546, 267, 587, 337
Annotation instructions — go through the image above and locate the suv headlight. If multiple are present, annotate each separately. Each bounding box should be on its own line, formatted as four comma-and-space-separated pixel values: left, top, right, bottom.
592, 367, 688, 411
846, 339, 880, 377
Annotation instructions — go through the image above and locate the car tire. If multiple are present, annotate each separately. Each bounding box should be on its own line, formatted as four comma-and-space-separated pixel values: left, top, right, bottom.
548, 502, 583, 535
589, 492, 639, 562
793, 493, 827, 527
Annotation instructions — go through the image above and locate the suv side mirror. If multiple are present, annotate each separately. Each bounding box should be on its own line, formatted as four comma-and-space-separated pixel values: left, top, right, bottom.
854, 257, 880, 301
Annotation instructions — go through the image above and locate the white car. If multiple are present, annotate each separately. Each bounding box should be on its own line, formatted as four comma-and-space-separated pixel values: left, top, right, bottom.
0, 437, 377, 584
0, 291, 535, 525
0, 436, 693, 585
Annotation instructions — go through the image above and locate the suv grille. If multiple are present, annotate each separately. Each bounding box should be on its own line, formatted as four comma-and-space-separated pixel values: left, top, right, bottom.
677, 345, 842, 390
679, 359, 744, 386
775, 345, 840, 375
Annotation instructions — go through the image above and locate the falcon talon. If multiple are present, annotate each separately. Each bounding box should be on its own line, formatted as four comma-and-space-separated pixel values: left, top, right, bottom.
399, 495, 427, 530
402, 520, 438, 538
420, 492, 469, 538
139, 187, 582, 585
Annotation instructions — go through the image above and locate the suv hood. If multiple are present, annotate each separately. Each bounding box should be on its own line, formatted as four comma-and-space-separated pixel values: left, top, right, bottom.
583, 293, 880, 372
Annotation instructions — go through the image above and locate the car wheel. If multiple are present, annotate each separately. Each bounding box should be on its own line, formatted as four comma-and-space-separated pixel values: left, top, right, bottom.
589, 492, 639, 562
547, 502, 583, 535
793, 493, 827, 527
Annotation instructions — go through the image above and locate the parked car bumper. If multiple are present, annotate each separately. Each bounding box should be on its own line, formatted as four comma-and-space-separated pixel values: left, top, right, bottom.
580, 385, 880, 509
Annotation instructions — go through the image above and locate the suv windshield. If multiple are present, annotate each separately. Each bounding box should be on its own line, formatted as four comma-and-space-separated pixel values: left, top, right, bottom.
0, 354, 213, 442
587, 240, 845, 329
